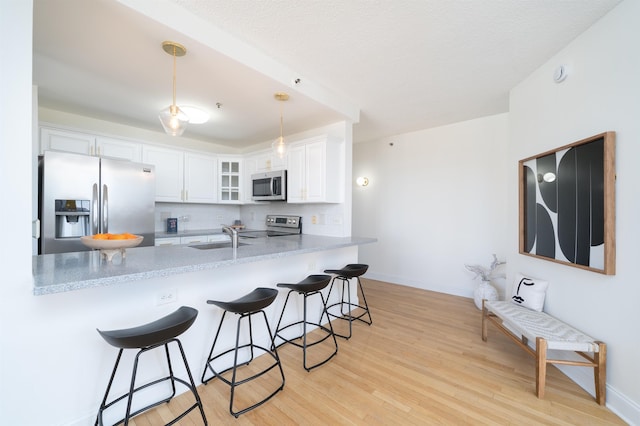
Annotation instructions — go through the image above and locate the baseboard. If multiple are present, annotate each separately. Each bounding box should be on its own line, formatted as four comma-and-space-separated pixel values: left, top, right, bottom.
557, 365, 639, 426
364, 271, 473, 299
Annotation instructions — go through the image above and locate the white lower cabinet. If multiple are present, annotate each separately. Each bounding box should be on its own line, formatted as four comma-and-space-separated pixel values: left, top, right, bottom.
180, 235, 209, 244
155, 234, 228, 246
287, 136, 343, 203
209, 234, 230, 243
155, 237, 180, 246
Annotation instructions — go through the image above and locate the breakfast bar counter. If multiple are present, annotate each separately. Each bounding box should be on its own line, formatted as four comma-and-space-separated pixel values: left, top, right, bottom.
33, 235, 376, 295
28, 233, 375, 425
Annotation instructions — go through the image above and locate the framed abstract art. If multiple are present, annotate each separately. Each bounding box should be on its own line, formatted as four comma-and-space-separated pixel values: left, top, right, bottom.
518, 132, 616, 275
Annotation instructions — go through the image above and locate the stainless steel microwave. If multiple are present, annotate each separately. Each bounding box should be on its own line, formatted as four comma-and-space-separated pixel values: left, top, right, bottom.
251, 170, 287, 201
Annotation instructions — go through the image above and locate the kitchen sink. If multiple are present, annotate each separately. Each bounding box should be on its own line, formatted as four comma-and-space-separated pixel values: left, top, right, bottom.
189, 242, 249, 250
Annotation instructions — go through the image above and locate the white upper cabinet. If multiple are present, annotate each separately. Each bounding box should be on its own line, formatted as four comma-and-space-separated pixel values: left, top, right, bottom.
40, 125, 346, 206
218, 157, 242, 203
286, 144, 306, 203
41, 127, 94, 155
243, 154, 258, 204
143, 145, 185, 202
96, 137, 142, 162
252, 150, 286, 172
287, 135, 343, 203
40, 126, 142, 162
184, 153, 218, 204
143, 145, 217, 203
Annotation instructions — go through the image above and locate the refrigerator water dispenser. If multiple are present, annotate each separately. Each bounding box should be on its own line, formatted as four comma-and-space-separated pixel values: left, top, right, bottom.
55, 199, 90, 238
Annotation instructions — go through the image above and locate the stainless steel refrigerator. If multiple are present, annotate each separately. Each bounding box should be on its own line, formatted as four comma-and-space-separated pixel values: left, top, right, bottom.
39, 150, 155, 254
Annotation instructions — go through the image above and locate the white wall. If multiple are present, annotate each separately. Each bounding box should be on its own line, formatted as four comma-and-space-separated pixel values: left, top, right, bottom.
353, 113, 509, 297
0, 0, 35, 420
507, 1, 639, 423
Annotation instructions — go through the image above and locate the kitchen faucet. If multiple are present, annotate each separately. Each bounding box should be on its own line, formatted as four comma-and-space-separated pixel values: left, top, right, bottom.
221, 225, 239, 249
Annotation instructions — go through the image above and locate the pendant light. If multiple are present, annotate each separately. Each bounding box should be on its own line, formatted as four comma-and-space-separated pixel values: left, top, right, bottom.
159, 41, 189, 136
272, 92, 289, 159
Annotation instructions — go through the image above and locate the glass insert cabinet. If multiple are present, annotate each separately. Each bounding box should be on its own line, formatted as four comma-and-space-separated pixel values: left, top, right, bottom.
219, 159, 241, 203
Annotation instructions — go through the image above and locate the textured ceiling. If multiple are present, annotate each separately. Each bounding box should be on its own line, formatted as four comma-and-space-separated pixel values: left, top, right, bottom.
33, 0, 622, 148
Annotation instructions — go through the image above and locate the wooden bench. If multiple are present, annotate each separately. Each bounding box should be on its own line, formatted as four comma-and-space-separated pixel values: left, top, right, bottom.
482, 300, 606, 405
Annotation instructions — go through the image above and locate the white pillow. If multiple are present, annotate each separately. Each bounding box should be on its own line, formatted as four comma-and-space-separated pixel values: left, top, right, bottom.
511, 273, 548, 312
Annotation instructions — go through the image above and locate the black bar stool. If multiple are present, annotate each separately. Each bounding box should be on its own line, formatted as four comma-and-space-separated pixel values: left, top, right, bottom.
95, 306, 207, 426
201, 287, 285, 417
273, 274, 338, 371
324, 264, 373, 339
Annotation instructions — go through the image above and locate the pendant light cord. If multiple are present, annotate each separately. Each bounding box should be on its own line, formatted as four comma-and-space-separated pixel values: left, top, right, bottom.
279, 101, 284, 140
172, 45, 177, 108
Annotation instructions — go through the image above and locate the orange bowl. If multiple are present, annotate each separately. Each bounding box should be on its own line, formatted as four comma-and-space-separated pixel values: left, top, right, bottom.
80, 235, 144, 250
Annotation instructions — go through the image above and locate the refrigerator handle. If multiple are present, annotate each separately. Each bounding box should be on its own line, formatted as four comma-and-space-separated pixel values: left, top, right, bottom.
102, 184, 109, 233
92, 183, 99, 235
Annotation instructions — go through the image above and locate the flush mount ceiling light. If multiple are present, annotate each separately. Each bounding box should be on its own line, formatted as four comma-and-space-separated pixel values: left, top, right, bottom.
272, 92, 289, 159
159, 41, 189, 136
179, 106, 210, 124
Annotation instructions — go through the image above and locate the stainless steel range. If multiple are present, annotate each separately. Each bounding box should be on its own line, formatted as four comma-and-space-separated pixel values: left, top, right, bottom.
241, 215, 302, 238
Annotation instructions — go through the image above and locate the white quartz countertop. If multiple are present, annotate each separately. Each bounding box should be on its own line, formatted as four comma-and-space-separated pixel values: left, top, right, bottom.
32, 235, 376, 295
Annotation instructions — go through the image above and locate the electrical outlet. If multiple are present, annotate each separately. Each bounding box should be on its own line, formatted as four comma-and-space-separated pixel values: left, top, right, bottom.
311, 215, 318, 224
217, 215, 224, 220
156, 288, 177, 305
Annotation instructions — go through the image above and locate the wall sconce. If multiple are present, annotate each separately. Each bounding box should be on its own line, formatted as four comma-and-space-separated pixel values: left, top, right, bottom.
356, 176, 369, 187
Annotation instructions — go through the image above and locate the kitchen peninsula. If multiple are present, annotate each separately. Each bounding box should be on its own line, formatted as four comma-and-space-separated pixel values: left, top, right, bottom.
33, 234, 376, 295
30, 233, 375, 425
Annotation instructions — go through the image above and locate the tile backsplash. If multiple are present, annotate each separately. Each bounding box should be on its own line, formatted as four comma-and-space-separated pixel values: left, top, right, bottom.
155, 202, 348, 237
155, 203, 241, 232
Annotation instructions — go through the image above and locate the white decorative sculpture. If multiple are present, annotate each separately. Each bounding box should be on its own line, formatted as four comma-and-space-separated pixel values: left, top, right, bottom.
465, 254, 506, 310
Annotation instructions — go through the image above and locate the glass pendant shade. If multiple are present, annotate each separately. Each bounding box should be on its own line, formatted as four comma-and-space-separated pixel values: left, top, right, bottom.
272, 92, 289, 159
272, 136, 286, 159
159, 104, 189, 136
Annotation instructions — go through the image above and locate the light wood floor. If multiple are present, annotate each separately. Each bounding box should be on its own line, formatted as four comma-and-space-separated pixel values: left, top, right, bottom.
128, 279, 625, 425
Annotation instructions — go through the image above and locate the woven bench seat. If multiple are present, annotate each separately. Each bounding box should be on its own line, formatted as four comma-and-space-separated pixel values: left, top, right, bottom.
482, 300, 606, 405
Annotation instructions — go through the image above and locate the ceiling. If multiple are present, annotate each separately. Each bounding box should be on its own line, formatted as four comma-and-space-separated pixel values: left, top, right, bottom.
33, 0, 622, 149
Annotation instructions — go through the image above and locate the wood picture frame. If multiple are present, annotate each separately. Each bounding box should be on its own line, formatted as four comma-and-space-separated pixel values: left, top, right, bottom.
518, 132, 616, 275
